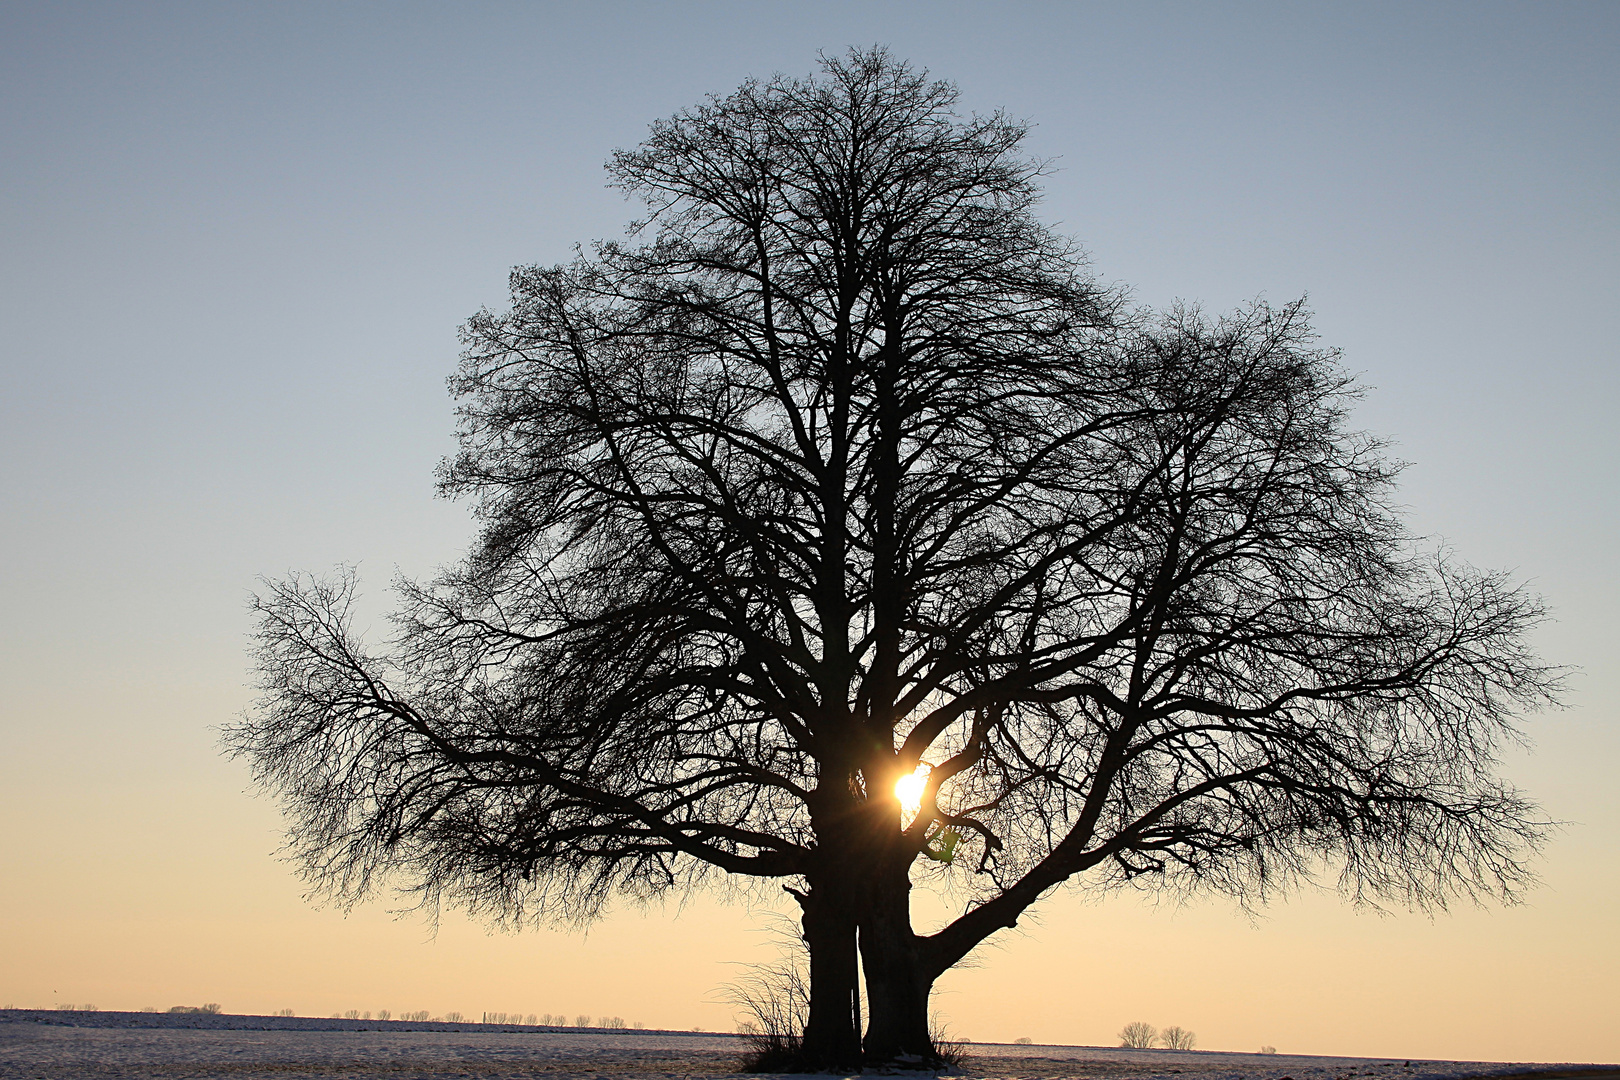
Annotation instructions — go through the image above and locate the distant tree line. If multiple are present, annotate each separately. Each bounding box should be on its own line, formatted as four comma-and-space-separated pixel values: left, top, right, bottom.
1119, 1021, 1196, 1050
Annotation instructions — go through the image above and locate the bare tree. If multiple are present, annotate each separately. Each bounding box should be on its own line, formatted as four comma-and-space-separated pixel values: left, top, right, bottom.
1160, 1026, 1196, 1050
227, 48, 1557, 1070
1119, 1021, 1158, 1049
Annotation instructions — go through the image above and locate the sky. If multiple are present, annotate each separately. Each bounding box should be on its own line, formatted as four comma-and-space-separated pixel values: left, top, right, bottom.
2, 0, 1617, 1064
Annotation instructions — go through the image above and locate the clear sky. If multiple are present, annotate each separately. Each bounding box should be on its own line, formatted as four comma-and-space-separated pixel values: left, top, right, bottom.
2, 0, 1616, 1064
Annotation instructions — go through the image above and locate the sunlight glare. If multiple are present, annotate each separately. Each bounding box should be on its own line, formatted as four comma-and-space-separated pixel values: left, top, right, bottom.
895, 765, 930, 820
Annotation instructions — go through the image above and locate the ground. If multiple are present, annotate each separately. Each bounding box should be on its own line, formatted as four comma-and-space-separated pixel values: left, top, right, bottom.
3, 1012, 1617, 1080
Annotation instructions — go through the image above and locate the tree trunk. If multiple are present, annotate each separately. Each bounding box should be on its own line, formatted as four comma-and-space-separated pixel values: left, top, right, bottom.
795, 882, 863, 1069
857, 872, 938, 1065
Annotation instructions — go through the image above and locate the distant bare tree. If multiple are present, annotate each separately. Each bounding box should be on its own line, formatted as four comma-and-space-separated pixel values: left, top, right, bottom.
228, 47, 1558, 1071
1120, 1022, 1158, 1049
1160, 1026, 1196, 1050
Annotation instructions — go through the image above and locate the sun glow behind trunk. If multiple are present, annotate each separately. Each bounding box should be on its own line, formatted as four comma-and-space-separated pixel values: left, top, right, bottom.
895, 765, 930, 824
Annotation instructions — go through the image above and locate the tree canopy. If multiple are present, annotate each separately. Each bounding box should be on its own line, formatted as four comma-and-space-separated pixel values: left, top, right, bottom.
227, 48, 1558, 1069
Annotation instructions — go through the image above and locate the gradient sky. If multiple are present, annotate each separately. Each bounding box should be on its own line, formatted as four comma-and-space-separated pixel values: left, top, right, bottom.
2, 0, 1616, 1064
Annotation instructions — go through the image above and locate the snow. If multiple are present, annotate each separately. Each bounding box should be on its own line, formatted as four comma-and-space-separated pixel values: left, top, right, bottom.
2, 1010, 1615, 1080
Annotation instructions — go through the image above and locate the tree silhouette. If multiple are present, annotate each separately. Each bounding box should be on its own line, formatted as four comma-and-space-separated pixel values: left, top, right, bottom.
1119, 1022, 1158, 1049
227, 49, 1558, 1070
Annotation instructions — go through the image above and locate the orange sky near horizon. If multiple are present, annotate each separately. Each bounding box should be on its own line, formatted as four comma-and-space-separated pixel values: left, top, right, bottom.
2, 669, 1614, 1062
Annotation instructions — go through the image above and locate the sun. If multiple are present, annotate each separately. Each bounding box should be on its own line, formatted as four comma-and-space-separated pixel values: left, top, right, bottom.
894, 765, 930, 820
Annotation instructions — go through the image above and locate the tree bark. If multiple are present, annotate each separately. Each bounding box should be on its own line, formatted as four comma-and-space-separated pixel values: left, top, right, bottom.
797, 883, 863, 1069
857, 870, 938, 1065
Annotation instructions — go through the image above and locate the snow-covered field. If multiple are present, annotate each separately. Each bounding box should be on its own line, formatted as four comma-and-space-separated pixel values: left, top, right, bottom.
2, 1010, 1615, 1080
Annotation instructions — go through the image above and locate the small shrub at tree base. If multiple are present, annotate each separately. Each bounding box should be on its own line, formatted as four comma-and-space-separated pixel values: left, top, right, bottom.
929, 1020, 971, 1069
737, 1021, 806, 1075
724, 940, 810, 1072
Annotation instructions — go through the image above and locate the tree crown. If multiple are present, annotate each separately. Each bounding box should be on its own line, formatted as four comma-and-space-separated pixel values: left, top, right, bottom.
228, 50, 1557, 944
